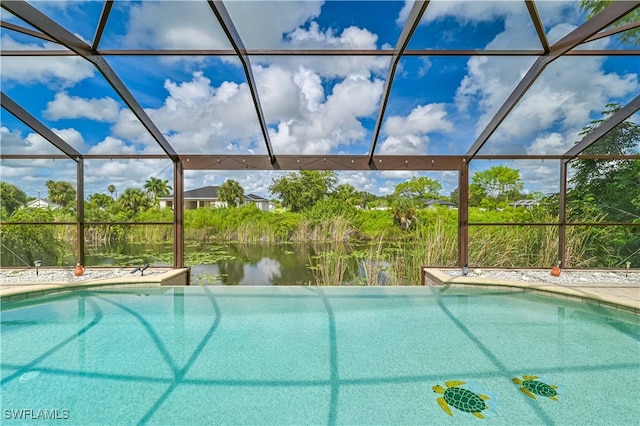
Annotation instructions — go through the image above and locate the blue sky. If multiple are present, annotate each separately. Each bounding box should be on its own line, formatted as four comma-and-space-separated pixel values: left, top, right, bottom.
1, 0, 638, 201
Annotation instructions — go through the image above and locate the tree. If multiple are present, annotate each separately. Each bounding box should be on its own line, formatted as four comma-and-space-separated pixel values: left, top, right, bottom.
393, 176, 442, 206
218, 179, 245, 207
357, 190, 379, 208
0, 182, 28, 216
391, 198, 417, 230
0, 207, 64, 266
471, 166, 523, 207
269, 171, 337, 212
117, 188, 150, 214
331, 183, 361, 206
108, 184, 117, 199
569, 103, 640, 222
144, 177, 171, 205
46, 180, 76, 208
87, 193, 114, 209
449, 187, 460, 207
580, 1, 640, 46
566, 104, 640, 266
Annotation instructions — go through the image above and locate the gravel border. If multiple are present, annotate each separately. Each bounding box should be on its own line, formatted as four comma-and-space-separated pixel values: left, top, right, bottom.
443, 269, 640, 285
0, 267, 171, 285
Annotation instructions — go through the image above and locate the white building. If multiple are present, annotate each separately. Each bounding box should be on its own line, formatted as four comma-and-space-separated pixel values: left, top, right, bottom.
25, 198, 60, 209
159, 186, 275, 212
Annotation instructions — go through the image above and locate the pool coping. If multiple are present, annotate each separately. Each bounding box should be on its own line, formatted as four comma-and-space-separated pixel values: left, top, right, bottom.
0, 268, 190, 304
423, 268, 640, 315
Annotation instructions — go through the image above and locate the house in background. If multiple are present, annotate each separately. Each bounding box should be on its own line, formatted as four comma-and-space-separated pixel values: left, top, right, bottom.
159, 186, 275, 212
424, 199, 456, 209
244, 193, 275, 212
510, 199, 541, 209
25, 198, 60, 209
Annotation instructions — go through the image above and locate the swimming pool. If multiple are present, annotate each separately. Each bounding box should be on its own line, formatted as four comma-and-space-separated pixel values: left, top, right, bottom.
1, 286, 638, 425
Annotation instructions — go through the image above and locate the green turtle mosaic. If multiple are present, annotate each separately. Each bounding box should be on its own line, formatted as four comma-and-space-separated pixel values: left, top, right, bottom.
433, 376, 562, 418
432, 381, 490, 418
512, 375, 560, 400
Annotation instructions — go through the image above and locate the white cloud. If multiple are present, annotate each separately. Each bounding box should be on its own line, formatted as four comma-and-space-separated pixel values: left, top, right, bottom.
421, 0, 524, 24
516, 160, 562, 195
45, 92, 120, 122
378, 103, 453, 155
0, 126, 28, 153
4, 127, 87, 155
225, 0, 324, 49
123, 1, 231, 49
455, 21, 638, 152
88, 137, 137, 155
150, 72, 264, 154
379, 171, 418, 180
396, 1, 413, 26
534, 1, 582, 29
109, 67, 385, 156
109, 2, 389, 157
276, 22, 389, 78
0, 36, 94, 87
50, 128, 86, 153
110, 109, 159, 152
268, 75, 384, 154
493, 57, 637, 147
286, 21, 378, 49
449, 9, 639, 193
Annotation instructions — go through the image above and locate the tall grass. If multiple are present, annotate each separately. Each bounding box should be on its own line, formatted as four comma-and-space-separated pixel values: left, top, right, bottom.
389, 217, 458, 284
308, 248, 350, 286
5, 202, 633, 270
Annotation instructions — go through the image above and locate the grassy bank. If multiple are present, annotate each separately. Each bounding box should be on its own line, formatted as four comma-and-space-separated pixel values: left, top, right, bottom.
1, 204, 637, 269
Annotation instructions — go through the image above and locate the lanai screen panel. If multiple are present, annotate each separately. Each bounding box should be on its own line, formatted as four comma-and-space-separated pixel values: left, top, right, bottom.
407, 0, 541, 50
225, 0, 405, 50
27, 0, 104, 44
381, 55, 538, 156
249, 54, 391, 156
476, 54, 640, 157
97, 1, 234, 50
105, 54, 266, 155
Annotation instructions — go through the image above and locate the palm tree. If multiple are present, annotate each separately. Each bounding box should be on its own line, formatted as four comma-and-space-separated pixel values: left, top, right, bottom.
117, 188, 150, 214
144, 177, 172, 206
108, 184, 117, 200
46, 180, 76, 208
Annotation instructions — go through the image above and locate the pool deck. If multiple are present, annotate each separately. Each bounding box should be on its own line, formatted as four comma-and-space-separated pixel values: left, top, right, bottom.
423, 268, 640, 315
1, 268, 638, 315
0, 268, 190, 304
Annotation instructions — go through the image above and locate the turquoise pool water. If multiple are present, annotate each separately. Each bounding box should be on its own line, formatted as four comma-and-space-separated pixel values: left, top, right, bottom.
1, 286, 639, 425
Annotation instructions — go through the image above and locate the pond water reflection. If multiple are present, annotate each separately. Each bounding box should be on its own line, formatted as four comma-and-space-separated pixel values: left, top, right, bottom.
83, 241, 392, 285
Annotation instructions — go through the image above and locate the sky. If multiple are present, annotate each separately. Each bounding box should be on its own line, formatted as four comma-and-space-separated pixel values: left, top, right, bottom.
1, 0, 638, 201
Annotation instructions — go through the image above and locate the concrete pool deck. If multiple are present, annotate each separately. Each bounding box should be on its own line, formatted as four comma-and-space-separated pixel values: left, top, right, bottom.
423, 268, 640, 315
0, 268, 190, 304
1, 267, 638, 315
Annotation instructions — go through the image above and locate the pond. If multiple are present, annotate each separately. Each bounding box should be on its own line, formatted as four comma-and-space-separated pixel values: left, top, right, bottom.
83, 242, 399, 286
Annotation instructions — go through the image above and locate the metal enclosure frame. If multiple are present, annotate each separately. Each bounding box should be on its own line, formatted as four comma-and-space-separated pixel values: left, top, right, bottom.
1, 0, 639, 269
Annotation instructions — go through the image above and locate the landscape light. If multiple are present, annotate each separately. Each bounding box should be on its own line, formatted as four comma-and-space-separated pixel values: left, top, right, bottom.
131, 264, 151, 276
34, 260, 42, 276
462, 264, 469, 276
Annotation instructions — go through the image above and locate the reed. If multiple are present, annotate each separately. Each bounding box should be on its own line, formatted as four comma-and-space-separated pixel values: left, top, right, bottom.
308, 248, 350, 286
389, 218, 458, 284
